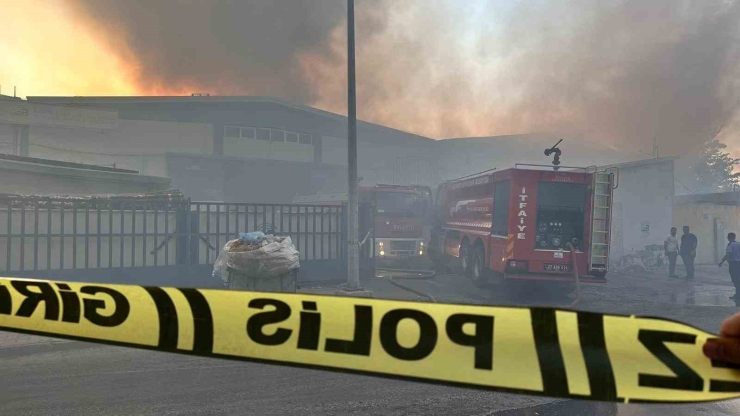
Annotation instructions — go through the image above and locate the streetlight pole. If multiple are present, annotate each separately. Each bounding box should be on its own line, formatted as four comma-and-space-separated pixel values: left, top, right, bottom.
345, 0, 360, 290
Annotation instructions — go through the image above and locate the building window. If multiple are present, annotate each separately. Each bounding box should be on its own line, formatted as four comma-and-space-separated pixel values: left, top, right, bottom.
225, 126, 257, 139
492, 180, 511, 236
224, 126, 240, 139
242, 127, 255, 139
257, 128, 271, 141
226, 125, 313, 144
271, 130, 285, 142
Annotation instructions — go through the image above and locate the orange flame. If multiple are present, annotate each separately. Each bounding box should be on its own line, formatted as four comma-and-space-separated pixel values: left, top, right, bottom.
0, 0, 140, 97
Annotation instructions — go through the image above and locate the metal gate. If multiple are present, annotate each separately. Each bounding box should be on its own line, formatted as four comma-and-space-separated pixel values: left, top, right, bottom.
1, 195, 347, 287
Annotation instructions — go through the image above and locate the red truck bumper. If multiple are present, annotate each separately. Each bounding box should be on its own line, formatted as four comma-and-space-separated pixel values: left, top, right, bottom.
505, 273, 606, 283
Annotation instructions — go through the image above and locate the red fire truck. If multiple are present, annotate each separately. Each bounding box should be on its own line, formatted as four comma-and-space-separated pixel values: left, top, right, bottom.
428, 164, 616, 287
293, 185, 432, 260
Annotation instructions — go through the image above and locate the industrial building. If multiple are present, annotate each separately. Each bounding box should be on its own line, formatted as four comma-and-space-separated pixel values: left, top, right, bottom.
674, 192, 740, 265
0, 94, 682, 266
11, 95, 643, 202
600, 157, 677, 265
20, 95, 438, 202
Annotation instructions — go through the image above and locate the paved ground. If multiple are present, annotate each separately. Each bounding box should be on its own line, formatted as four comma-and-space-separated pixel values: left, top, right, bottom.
1, 265, 740, 415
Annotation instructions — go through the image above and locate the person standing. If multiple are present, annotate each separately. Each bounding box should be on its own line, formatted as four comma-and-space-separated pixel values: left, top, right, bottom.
664, 227, 679, 278
719, 232, 740, 299
680, 225, 698, 279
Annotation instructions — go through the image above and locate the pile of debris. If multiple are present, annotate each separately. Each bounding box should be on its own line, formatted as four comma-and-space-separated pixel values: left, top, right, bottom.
614, 245, 666, 274
228, 239, 263, 252
213, 231, 300, 292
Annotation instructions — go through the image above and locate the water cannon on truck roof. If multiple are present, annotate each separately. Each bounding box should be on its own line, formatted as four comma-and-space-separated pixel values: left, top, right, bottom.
543, 139, 563, 171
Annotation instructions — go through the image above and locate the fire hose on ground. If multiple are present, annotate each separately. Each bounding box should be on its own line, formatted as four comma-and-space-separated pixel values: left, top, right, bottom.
375, 242, 579, 306
375, 269, 438, 303
385, 277, 437, 303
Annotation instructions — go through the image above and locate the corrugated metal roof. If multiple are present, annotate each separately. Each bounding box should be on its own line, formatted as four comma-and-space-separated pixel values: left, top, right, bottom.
0, 153, 138, 173
28, 95, 433, 143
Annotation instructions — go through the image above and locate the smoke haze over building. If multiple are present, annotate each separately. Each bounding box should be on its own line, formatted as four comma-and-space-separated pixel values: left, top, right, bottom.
3, 0, 740, 156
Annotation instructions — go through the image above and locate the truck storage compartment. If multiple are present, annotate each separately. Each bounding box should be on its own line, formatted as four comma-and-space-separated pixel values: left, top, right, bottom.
534, 182, 587, 251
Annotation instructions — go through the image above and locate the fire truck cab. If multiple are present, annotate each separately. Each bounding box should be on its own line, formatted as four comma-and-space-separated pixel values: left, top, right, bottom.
293, 185, 430, 259
428, 165, 615, 286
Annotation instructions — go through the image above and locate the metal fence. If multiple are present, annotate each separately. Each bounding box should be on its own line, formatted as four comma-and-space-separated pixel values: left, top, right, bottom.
189, 202, 345, 265
0, 196, 346, 284
0, 197, 185, 272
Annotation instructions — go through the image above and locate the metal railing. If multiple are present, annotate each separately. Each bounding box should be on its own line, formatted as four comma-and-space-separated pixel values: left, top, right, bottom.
1, 196, 346, 274
0, 197, 185, 272
189, 202, 345, 265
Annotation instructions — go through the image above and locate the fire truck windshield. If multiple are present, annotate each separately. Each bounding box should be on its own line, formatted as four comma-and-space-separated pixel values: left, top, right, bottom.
375, 191, 424, 216
535, 182, 588, 250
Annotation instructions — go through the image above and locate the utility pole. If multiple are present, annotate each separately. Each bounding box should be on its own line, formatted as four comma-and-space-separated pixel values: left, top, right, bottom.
344, 0, 362, 291
652, 135, 658, 159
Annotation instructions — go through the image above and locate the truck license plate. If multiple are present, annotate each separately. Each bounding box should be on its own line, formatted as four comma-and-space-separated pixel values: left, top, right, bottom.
544, 263, 571, 272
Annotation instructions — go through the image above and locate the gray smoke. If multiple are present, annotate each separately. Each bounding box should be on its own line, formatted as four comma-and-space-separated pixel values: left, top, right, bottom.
487, 0, 740, 155
71, 0, 349, 101
71, 0, 740, 154
333, 0, 740, 154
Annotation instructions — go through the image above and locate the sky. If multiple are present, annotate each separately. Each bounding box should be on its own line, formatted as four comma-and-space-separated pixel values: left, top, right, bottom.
2, 0, 740, 160
0, 0, 136, 97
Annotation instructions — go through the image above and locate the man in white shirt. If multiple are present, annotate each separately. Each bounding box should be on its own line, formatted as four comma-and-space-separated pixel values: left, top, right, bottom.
664, 227, 679, 278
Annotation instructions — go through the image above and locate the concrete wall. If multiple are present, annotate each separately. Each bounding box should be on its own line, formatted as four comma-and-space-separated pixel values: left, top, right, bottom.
673, 204, 740, 264
224, 135, 314, 163
321, 137, 438, 189
28, 119, 213, 176
0, 123, 18, 154
609, 160, 675, 263
167, 154, 348, 204
321, 136, 348, 166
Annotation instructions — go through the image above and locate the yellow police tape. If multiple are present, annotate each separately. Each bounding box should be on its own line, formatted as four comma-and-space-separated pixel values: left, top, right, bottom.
0, 276, 739, 404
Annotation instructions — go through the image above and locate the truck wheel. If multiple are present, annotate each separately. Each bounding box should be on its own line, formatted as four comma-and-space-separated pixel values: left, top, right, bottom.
460, 241, 471, 277
471, 245, 487, 287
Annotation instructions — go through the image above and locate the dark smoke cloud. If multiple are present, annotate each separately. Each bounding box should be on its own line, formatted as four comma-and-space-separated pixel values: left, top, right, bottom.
484, 0, 740, 155
323, 0, 740, 155
71, 0, 740, 155
71, 0, 349, 101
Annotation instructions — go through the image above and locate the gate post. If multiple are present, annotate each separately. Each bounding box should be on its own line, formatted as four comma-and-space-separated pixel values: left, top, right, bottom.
358, 203, 376, 279
341, 202, 348, 270
176, 199, 198, 267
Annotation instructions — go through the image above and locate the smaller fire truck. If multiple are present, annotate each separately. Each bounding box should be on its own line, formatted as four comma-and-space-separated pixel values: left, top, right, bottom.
428, 164, 616, 287
292, 185, 431, 260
